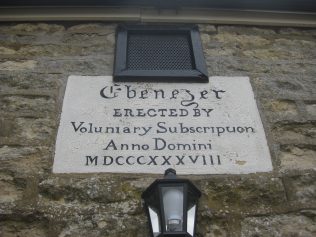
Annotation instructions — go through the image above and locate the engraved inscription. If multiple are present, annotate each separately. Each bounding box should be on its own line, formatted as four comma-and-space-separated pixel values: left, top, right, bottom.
53, 76, 272, 174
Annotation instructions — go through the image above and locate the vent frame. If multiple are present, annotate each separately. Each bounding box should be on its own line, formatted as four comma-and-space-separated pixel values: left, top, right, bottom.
113, 24, 208, 83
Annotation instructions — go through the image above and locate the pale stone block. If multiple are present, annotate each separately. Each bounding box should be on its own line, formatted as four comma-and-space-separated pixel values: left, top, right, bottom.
53, 76, 272, 174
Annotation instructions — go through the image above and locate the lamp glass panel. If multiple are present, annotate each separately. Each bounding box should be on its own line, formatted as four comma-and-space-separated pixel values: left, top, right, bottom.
187, 205, 196, 236
162, 186, 184, 232
148, 207, 161, 236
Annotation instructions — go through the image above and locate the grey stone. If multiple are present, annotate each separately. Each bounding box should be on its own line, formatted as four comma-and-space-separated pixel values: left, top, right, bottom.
0, 95, 56, 116
278, 28, 316, 36
241, 213, 316, 237
306, 103, 316, 118
198, 24, 217, 33
0, 60, 37, 71
0, 23, 65, 34
197, 175, 286, 215
0, 72, 63, 91
272, 121, 316, 145
35, 56, 113, 75
0, 117, 56, 146
0, 221, 49, 237
217, 25, 276, 35
66, 23, 116, 34
279, 145, 316, 172
283, 172, 316, 204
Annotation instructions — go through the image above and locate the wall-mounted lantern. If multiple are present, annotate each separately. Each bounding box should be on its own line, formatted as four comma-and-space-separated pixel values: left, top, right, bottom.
142, 168, 201, 237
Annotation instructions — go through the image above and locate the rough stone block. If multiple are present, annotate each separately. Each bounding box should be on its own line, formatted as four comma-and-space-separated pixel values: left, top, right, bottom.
283, 172, 316, 205
242, 48, 303, 60
66, 23, 116, 34
263, 99, 298, 115
56, 217, 147, 237
0, 145, 51, 177
0, 72, 62, 91
251, 75, 316, 100
0, 95, 56, 116
62, 33, 114, 47
272, 38, 316, 60
0, 32, 63, 46
0, 174, 23, 204
9, 44, 114, 57
0, 60, 37, 71
198, 175, 286, 215
0, 146, 39, 161
272, 121, 316, 145
0, 46, 17, 55
197, 215, 229, 237
212, 33, 271, 49
0, 34, 37, 45
36, 56, 113, 75
39, 176, 141, 204
198, 24, 217, 33
279, 145, 316, 172
305, 102, 316, 118
241, 212, 316, 237
217, 26, 276, 35
0, 23, 65, 34
279, 28, 316, 36
206, 56, 316, 79
0, 117, 56, 146
0, 118, 15, 138
0, 221, 48, 237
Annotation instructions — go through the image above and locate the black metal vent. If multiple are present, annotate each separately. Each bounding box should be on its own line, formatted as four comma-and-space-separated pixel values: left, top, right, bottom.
114, 25, 208, 83
127, 33, 194, 71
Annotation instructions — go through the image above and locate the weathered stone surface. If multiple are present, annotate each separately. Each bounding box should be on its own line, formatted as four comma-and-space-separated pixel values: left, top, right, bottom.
206, 57, 316, 78
55, 217, 147, 237
0, 117, 56, 146
35, 56, 113, 75
0, 23, 65, 34
0, 60, 37, 71
263, 99, 298, 115
272, 121, 316, 145
279, 145, 316, 171
0, 46, 16, 55
0, 95, 56, 116
0, 146, 39, 161
0, 23, 315, 237
241, 212, 316, 237
251, 75, 316, 101
0, 221, 49, 237
198, 175, 286, 214
0, 174, 23, 204
283, 172, 316, 205
213, 33, 271, 48
0, 72, 62, 91
217, 25, 276, 35
279, 27, 316, 36
306, 102, 316, 118
197, 216, 229, 237
62, 33, 115, 46
39, 176, 142, 204
198, 24, 217, 33
0, 145, 51, 178
66, 23, 116, 34
0, 118, 15, 138
272, 38, 316, 60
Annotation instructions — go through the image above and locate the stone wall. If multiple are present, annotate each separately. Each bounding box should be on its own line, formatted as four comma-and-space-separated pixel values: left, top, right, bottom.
0, 23, 315, 237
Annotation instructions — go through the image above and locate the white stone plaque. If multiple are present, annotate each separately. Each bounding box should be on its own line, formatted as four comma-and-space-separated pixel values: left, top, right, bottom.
53, 76, 272, 174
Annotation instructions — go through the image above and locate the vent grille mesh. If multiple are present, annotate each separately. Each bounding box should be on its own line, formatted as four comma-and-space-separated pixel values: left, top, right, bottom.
127, 33, 194, 70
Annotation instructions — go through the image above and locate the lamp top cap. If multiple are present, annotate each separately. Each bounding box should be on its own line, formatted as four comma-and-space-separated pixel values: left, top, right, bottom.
164, 168, 177, 179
